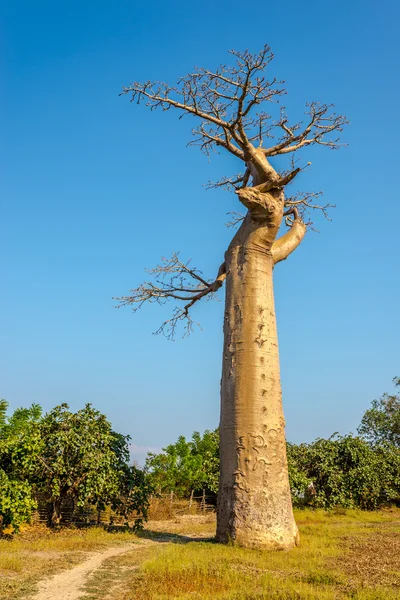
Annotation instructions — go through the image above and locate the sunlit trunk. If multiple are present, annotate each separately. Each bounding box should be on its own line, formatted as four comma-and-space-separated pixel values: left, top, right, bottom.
216, 215, 299, 550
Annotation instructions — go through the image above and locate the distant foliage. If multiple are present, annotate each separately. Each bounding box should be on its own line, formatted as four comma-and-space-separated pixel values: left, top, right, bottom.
146, 429, 219, 497
358, 377, 400, 447
287, 435, 400, 509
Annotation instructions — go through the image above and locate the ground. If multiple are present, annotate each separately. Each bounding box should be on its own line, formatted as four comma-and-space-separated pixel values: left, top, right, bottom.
0, 509, 399, 600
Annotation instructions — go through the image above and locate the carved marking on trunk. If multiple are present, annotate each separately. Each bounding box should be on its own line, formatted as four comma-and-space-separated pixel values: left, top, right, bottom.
235, 434, 271, 493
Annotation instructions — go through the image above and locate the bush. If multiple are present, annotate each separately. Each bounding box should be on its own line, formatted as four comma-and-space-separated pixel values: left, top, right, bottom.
287, 435, 400, 509
0, 470, 36, 532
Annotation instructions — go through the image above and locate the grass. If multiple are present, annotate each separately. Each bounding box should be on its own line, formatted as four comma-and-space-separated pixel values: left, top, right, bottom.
85, 509, 400, 600
1, 510, 400, 600
0, 525, 138, 600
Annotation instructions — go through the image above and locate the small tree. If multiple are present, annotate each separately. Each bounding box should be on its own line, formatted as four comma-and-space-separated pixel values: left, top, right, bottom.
38, 403, 129, 526
358, 378, 400, 447
118, 46, 348, 549
146, 430, 219, 498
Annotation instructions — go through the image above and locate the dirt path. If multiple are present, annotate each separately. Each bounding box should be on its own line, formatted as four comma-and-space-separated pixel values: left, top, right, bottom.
30, 542, 147, 600
29, 516, 214, 600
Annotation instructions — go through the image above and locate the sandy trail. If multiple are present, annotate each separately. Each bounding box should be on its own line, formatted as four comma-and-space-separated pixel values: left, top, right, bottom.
29, 516, 214, 600
30, 542, 146, 600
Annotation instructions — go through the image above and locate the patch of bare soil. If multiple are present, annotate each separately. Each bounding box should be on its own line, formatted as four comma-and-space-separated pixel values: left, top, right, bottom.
337, 531, 400, 590
29, 543, 141, 600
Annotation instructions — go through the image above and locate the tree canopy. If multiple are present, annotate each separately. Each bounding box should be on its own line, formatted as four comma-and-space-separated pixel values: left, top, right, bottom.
117, 46, 349, 339
145, 429, 219, 497
358, 377, 400, 447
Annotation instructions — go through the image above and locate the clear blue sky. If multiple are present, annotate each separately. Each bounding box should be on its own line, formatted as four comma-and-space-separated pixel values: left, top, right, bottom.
2, 0, 399, 463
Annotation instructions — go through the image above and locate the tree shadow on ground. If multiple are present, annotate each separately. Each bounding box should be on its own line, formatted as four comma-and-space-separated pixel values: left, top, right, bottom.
137, 529, 217, 544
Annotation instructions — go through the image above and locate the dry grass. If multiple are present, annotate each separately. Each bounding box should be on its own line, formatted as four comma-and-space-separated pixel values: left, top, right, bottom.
116, 509, 400, 600
1, 510, 400, 600
0, 525, 138, 600
147, 496, 213, 521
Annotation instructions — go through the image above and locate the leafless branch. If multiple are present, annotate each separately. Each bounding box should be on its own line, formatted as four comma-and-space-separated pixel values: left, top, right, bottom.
263, 102, 349, 157
121, 45, 287, 165
226, 211, 246, 228
121, 47, 348, 190
206, 168, 250, 191
115, 253, 226, 340
284, 191, 335, 226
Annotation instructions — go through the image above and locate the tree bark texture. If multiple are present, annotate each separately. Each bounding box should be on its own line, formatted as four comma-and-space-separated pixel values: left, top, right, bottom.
217, 179, 300, 550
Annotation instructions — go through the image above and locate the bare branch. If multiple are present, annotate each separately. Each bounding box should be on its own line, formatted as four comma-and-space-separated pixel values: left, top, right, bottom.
115, 253, 226, 340
263, 102, 349, 157
226, 211, 246, 228
206, 168, 250, 191
284, 190, 335, 225
121, 45, 288, 168
121, 45, 348, 240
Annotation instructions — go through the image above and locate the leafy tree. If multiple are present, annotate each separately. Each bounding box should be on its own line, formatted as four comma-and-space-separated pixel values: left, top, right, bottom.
118, 45, 348, 549
0, 400, 154, 533
358, 377, 400, 447
146, 430, 219, 497
190, 429, 220, 495
112, 464, 155, 529
0, 471, 36, 533
287, 435, 400, 510
37, 403, 133, 526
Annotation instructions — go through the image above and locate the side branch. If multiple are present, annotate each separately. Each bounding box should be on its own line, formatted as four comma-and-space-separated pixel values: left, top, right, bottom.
263, 103, 349, 157
115, 253, 226, 339
271, 209, 306, 264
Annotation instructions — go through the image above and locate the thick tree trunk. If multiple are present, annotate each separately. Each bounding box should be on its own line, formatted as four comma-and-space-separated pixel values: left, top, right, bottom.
216, 216, 299, 550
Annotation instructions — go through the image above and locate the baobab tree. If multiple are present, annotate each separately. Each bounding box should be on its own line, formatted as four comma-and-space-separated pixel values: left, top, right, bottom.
117, 45, 347, 550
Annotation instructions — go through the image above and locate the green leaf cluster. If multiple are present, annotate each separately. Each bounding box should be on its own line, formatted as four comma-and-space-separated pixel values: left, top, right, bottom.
358, 377, 400, 447
145, 429, 219, 497
287, 435, 400, 509
0, 401, 42, 531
